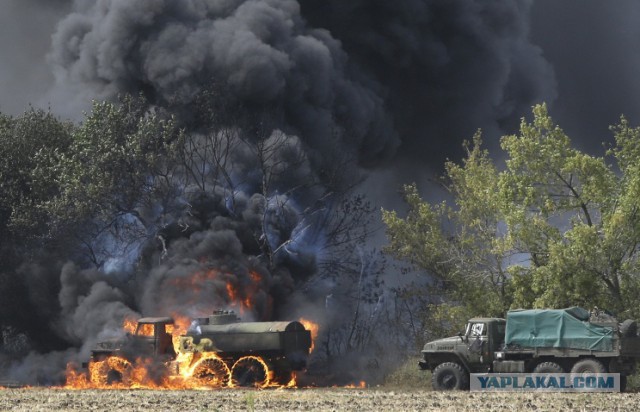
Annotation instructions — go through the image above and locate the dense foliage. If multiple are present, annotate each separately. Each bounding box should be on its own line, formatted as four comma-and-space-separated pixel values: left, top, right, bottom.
383, 104, 640, 338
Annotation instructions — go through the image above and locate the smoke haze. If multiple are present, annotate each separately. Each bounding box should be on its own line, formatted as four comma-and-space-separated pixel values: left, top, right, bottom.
531, 0, 640, 153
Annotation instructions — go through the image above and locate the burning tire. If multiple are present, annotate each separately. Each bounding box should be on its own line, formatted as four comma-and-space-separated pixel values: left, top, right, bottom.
191, 358, 231, 387
272, 368, 294, 386
231, 356, 270, 388
89, 356, 132, 386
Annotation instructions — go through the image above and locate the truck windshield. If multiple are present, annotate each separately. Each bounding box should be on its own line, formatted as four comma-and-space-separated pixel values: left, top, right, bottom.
466, 322, 486, 337
136, 323, 155, 336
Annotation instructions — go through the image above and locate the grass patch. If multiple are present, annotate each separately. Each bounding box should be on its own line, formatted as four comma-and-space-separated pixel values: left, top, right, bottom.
382, 356, 431, 390
243, 392, 255, 412
624, 372, 640, 392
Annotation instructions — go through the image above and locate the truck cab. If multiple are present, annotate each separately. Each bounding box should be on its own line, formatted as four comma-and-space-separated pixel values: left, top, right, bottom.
132, 317, 176, 358
420, 307, 640, 391
420, 317, 506, 374
463, 318, 506, 369
90, 317, 176, 361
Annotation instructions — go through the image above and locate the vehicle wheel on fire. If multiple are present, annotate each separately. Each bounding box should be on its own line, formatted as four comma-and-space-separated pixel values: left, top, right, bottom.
532, 362, 564, 373
231, 356, 270, 387
191, 358, 231, 387
570, 358, 606, 374
272, 367, 294, 386
431, 362, 468, 390
90, 356, 132, 386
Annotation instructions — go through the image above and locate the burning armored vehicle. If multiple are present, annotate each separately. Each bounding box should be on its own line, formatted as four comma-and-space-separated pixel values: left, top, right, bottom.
83, 310, 313, 388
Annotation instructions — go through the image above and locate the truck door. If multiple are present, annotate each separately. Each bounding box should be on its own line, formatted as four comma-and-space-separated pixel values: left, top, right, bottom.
156, 323, 175, 357
466, 322, 488, 369
488, 321, 506, 358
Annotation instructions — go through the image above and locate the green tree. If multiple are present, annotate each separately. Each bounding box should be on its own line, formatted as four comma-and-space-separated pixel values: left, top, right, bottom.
0, 108, 73, 257
0, 108, 74, 351
47, 95, 182, 266
383, 104, 640, 337
499, 104, 622, 311
382, 132, 512, 337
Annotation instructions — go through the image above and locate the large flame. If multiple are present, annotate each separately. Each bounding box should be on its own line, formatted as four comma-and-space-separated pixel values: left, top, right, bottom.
299, 318, 319, 353
165, 268, 270, 318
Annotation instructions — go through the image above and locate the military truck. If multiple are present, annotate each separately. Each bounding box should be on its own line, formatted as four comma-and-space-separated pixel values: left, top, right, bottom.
419, 307, 640, 391
86, 310, 312, 386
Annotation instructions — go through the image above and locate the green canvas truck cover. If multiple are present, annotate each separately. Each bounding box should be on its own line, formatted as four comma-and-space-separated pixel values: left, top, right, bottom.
505, 307, 614, 351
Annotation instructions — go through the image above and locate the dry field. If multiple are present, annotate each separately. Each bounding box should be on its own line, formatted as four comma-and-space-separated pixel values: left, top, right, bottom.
1, 388, 640, 411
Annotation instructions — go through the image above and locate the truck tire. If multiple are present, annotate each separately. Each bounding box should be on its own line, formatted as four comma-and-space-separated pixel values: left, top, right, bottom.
192, 358, 231, 387
533, 362, 564, 373
620, 319, 637, 337
231, 356, 270, 388
90, 356, 132, 386
620, 375, 628, 392
570, 358, 606, 374
432, 362, 469, 390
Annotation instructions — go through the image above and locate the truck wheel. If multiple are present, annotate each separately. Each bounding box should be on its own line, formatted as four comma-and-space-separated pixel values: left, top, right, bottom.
231, 356, 270, 388
620, 375, 628, 392
432, 362, 468, 390
192, 358, 231, 387
533, 362, 564, 373
570, 358, 606, 374
620, 319, 637, 337
89, 356, 132, 386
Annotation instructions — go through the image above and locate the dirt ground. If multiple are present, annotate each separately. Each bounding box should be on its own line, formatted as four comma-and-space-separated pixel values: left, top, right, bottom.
1, 388, 639, 411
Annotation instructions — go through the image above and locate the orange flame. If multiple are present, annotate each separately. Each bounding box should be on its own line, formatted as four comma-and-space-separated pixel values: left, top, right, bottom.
285, 372, 297, 388
343, 381, 367, 389
122, 317, 138, 334
250, 271, 262, 282
299, 318, 319, 353
226, 282, 237, 301
166, 268, 271, 319
229, 355, 273, 388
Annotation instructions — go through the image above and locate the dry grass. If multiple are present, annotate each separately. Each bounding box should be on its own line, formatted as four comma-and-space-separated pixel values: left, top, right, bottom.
382, 356, 431, 390
2, 359, 638, 411
1, 387, 640, 411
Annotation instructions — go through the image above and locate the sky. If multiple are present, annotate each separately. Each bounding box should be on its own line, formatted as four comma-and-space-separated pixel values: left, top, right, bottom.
530, 0, 640, 154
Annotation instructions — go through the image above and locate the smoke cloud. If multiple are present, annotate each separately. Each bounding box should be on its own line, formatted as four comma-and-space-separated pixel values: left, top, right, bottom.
299, 0, 556, 166
47, 0, 398, 167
